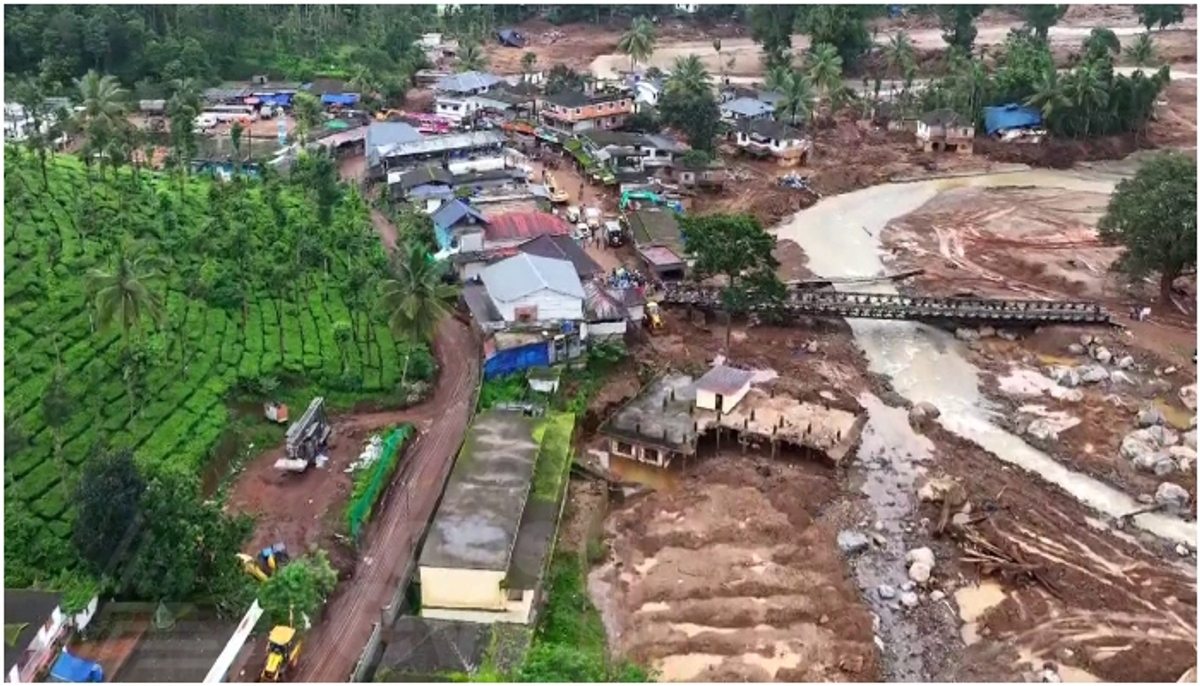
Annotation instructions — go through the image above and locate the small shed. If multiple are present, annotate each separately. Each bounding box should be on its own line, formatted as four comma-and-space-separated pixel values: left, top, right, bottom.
496, 29, 526, 48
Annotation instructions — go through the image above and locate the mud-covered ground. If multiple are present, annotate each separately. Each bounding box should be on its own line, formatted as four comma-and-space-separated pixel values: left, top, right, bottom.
588, 456, 881, 682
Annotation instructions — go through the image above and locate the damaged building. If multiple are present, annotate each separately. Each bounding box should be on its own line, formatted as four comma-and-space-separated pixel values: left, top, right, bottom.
598, 366, 864, 469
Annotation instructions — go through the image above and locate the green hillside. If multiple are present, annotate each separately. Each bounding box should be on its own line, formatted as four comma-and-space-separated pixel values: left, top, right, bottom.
4, 152, 430, 585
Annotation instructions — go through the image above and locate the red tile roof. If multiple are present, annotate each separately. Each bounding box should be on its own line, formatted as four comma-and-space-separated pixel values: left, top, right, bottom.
484, 211, 572, 242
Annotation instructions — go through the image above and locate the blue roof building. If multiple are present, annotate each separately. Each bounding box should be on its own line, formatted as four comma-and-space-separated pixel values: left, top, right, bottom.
431, 199, 488, 250
983, 104, 1044, 136
367, 122, 423, 167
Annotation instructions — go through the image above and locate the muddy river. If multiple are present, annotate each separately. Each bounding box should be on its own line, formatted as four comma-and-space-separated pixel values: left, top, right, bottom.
775, 167, 1197, 547
773, 166, 1197, 680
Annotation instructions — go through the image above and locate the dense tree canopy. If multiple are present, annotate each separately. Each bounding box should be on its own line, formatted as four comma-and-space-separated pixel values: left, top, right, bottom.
679, 213, 785, 319
1098, 152, 1197, 302
1135, 5, 1187, 31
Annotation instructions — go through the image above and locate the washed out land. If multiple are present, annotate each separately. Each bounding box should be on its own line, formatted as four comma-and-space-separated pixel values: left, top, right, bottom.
3, 3, 1197, 685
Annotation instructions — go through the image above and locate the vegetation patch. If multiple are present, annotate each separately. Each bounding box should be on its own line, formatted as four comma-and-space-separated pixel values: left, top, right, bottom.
530, 412, 576, 504
4, 153, 431, 592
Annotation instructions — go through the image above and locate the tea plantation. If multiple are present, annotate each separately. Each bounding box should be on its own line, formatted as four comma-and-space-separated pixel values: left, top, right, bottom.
4, 153, 430, 584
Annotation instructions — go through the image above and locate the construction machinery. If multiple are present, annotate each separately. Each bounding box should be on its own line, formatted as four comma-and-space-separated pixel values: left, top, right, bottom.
236, 543, 290, 583
274, 398, 332, 473
645, 301, 664, 333
619, 190, 684, 214
604, 220, 625, 247
260, 623, 302, 682
374, 108, 405, 122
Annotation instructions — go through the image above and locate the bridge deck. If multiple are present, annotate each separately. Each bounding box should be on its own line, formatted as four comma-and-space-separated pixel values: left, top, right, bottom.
659, 287, 1113, 325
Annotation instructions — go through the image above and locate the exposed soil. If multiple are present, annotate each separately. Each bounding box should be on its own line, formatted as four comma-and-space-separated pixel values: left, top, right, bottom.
70, 613, 150, 681
589, 455, 881, 682
913, 423, 1197, 683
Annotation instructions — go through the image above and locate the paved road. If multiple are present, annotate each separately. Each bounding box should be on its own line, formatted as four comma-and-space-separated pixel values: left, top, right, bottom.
292, 199, 479, 682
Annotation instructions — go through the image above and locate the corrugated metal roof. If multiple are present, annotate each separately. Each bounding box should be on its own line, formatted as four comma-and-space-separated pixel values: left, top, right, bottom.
639, 245, 684, 267
377, 130, 505, 161
695, 365, 754, 396
721, 97, 774, 118
518, 235, 601, 278
481, 253, 585, 303
435, 71, 503, 94
432, 199, 486, 230
485, 211, 572, 242
367, 122, 422, 154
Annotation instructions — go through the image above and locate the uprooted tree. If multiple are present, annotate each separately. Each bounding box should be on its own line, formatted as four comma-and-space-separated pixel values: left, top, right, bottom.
1097, 152, 1197, 303
258, 549, 339, 627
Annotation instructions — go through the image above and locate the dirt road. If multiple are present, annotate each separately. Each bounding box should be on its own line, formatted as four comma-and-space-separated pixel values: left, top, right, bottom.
284, 187, 478, 679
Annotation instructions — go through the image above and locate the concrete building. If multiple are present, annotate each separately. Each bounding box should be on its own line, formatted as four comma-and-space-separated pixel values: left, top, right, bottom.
719, 97, 775, 123
916, 109, 975, 154
734, 119, 811, 166
625, 209, 688, 281
599, 370, 864, 469
5, 590, 98, 683
373, 130, 506, 175
538, 90, 633, 133
417, 411, 544, 624
480, 253, 585, 324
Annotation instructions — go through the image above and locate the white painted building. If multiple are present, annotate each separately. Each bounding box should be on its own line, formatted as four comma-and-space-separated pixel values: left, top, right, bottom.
481, 253, 585, 324
694, 365, 753, 414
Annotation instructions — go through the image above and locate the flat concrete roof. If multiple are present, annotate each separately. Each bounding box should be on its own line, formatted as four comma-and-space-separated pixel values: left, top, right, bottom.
601, 373, 700, 453
419, 411, 541, 572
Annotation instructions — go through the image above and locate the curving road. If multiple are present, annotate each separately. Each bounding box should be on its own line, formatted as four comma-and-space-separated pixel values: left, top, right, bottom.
291, 198, 479, 681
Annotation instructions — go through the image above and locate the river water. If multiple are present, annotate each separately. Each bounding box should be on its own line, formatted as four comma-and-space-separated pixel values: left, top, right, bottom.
774, 168, 1197, 679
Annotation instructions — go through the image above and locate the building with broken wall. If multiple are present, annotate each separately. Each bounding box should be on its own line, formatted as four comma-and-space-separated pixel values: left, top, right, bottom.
599, 367, 864, 469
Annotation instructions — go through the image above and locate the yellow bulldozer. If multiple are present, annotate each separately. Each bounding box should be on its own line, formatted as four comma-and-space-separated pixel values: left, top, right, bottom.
645, 301, 664, 334
260, 624, 302, 682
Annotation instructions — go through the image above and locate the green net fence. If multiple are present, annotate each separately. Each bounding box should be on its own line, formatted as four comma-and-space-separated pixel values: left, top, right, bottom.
347, 424, 414, 542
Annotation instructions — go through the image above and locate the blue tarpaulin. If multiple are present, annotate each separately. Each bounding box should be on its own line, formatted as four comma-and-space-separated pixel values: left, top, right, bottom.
484, 341, 550, 379
983, 104, 1043, 136
321, 93, 360, 107
256, 93, 293, 107
49, 651, 104, 683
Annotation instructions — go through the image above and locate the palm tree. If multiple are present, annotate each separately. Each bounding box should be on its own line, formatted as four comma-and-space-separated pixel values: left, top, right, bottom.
1125, 33, 1157, 66
378, 243, 459, 343
73, 70, 129, 175
1025, 71, 1071, 124
805, 43, 844, 103
884, 32, 916, 79
617, 17, 656, 72
291, 91, 324, 145
774, 70, 817, 126
664, 55, 712, 99
168, 77, 202, 113
1063, 64, 1109, 137
455, 42, 488, 72
85, 240, 169, 349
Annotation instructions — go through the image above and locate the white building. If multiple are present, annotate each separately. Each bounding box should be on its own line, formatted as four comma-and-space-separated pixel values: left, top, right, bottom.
694, 365, 753, 414
480, 253, 585, 324
734, 119, 811, 165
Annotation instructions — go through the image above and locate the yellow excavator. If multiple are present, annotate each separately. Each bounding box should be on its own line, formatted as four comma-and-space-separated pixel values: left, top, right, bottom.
645, 301, 664, 334
260, 623, 302, 682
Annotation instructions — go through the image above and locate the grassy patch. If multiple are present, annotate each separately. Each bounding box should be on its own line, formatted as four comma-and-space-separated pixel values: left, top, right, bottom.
478, 374, 528, 410
530, 412, 576, 504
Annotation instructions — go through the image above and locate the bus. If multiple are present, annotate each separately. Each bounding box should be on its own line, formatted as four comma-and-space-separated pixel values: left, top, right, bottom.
403, 112, 453, 134
205, 104, 257, 123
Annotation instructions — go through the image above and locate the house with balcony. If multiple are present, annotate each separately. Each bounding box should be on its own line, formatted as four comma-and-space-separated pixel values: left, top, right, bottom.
538, 90, 633, 134
916, 109, 975, 154
734, 119, 811, 166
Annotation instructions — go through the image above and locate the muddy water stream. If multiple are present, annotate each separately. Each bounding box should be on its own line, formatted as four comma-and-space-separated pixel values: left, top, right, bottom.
774, 168, 1198, 679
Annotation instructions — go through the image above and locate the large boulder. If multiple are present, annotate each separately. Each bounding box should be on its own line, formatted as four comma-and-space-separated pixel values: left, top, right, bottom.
1078, 365, 1110, 384
1137, 405, 1166, 428
1146, 425, 1179, 447
1184, 429, 1197, 451
1180, 384, 1197, 411
1047, 366, 1081, 388
837, 530, 871, 555
1155, 482, 1191, 512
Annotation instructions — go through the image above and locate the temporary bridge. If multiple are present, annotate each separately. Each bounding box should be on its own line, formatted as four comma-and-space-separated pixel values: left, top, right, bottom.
659, 285, 1113, 326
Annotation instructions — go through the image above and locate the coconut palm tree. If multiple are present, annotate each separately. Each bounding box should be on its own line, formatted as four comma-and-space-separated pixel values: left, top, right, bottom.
168, 77, 203, 113
884, 32, 916, 79
617, 17, 656, 72
378, 242, 460, 343
455, 42, 488, 72
85, 240, 169, 349
1125, 33, 1157, 66
1063, 64, 1109, 137
774, 70, 817, 126
1025, 71, 1071, 124
664, 55, 712, 99
805, 43, 844, 103
73, 70, 129, 175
